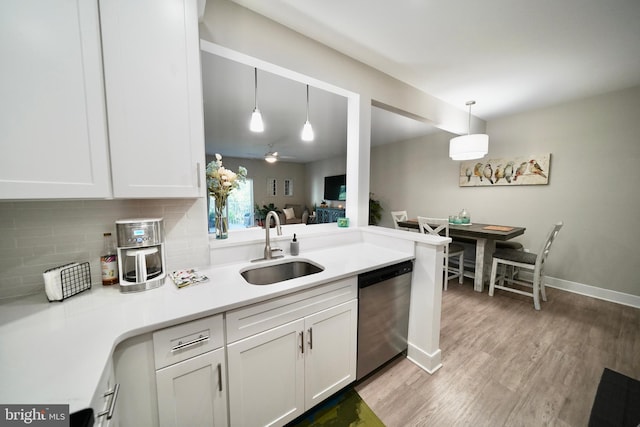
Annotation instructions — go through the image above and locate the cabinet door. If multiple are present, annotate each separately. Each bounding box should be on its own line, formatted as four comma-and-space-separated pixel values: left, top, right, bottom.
227, 319, 305, 427
156, 347, 228, 427
100, 0, 205, 198
0, 0, 111, 199
304, 299, 358, 408
92, 359, 120, 427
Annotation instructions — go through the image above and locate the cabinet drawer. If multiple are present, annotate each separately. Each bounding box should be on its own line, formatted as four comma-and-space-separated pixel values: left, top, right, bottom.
153, 314, 224, 370
226, 277, 357, 343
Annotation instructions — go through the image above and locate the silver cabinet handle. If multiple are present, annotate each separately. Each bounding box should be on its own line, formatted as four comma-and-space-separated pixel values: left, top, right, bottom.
308, 328, 313, 350
196, 162, 201, 188
97, 383, 120, 420
299, 331, 304, 354
217, 363, 223, 392
171, 334, 209, 352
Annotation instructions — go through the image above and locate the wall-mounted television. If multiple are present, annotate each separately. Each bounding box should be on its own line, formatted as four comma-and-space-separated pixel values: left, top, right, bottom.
323, 174, 346, 201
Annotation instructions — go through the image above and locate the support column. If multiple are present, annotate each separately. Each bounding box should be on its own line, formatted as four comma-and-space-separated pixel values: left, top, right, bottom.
406, 241, 444, 374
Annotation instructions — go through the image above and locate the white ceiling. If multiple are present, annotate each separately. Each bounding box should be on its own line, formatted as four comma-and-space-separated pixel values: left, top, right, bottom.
202, 51, 436, 162
230, 0, 640, 120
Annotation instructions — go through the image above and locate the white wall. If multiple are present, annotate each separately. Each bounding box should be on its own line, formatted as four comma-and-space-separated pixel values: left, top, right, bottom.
371, 86, 640, 297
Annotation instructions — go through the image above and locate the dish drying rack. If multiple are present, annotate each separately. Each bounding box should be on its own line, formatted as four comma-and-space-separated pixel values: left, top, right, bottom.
43, 262, 92, 302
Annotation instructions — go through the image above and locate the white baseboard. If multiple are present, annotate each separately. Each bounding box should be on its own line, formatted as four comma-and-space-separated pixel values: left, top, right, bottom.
406, 343, 442, 374
545, 276, 640, 309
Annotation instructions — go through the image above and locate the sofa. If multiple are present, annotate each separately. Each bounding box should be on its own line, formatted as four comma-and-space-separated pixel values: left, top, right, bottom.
279, 204, 309, 225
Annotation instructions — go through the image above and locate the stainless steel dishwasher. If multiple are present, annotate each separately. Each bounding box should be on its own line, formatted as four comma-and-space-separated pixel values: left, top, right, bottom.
356, 260, 413, 380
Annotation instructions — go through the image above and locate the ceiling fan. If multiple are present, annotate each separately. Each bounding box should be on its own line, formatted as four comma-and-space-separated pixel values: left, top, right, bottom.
264, 149, 278, 163
263, 143, 295, 163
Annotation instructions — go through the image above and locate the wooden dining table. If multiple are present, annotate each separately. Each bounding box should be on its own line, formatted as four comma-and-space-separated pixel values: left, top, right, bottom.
397, 219, 526, 292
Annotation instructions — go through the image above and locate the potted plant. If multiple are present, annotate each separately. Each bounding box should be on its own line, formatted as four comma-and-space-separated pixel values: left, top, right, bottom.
254, 203, 267, 227
255, 203, 280, 227
369, 193, 383, 225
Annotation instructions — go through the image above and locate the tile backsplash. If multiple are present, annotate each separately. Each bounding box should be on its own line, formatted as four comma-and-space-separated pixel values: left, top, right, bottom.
0, 198, 210, 300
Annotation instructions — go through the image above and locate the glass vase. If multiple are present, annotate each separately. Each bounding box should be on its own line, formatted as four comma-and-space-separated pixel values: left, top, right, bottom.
214, 203, 229, 240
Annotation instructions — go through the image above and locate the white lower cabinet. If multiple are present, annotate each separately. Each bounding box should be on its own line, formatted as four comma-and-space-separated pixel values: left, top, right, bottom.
114, 315, 227, 426
92, 359, 120, 427
156, 347, 227, 427
112, 279, 358, 427
304, 300, 358, 409
152, 314, 228, 427
227, 319, 305, 427
227, 293, 358, 427
112, 333, 158, 427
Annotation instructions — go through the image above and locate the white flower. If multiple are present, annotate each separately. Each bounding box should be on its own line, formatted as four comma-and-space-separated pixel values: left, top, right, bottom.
206, 154, 247, 208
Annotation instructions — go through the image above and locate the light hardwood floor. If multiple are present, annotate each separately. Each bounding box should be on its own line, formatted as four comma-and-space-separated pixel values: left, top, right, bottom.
355, 279, 640, 426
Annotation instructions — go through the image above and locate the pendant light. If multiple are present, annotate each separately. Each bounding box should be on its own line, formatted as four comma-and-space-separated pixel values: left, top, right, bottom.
301, 85, 314, 142
449, 100, 488, 161
249, 68, 264, 132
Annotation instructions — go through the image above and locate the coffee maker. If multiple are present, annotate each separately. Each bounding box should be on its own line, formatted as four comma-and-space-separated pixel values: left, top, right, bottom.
115, 218, 166, 293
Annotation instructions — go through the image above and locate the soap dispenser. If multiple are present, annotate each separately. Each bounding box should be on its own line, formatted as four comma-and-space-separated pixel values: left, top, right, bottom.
290, 234, 299, 256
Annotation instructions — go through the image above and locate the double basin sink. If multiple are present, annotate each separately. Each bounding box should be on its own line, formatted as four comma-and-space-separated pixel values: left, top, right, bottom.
240, 259, 324, 285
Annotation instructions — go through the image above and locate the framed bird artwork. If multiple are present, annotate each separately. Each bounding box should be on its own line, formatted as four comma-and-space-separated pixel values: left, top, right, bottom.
459, 153, 551, 187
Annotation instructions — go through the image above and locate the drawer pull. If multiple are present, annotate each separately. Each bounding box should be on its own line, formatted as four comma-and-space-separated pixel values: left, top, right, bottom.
308, 327, 313, 350
171, 334, 210, 352
97, 383, 120, 420
299, 331, 304, 354
217, 363, 223, 392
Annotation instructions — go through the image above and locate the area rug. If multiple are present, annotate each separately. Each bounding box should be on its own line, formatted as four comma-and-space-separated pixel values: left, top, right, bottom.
286, 388, 385, 427
588, 367, 640, 427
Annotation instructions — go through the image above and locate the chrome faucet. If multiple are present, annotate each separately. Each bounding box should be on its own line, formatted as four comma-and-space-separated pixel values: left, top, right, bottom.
263, 211, 283, 260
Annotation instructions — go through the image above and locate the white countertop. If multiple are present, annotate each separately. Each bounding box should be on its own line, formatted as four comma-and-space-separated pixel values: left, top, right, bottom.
0, 240, 414, 412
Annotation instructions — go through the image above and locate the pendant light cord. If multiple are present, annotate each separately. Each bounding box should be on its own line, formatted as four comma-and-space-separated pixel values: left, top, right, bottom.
306, 85, 310, 121
466, 100, 476, 136
254, 68, 259, 109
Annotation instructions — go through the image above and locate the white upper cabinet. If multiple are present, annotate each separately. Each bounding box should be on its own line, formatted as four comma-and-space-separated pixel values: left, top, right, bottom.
100, 0, 205, 198
0, 0, 111, 199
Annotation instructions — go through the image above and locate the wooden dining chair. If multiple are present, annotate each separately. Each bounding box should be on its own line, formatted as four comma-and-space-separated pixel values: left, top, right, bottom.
489, 221, 563, 310
391, 210, 408, 230
417, 216, 465, 290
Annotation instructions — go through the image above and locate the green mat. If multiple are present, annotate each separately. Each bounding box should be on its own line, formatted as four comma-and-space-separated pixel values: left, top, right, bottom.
287, 388, 385, 427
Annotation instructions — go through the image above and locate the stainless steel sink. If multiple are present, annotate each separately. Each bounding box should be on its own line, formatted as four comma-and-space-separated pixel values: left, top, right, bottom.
240, 260, 324, 285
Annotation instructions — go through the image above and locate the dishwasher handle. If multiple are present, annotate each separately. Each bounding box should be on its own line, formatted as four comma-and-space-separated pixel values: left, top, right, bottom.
358, 261, 413, 288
